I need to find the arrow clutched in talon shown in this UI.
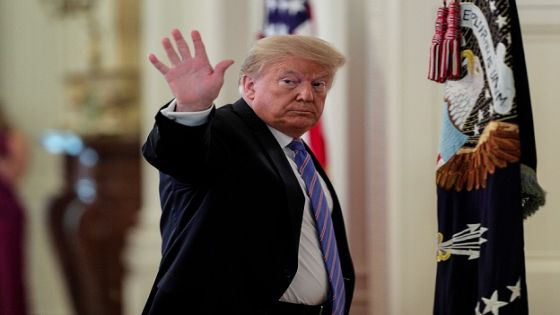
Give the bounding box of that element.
[437,224,488,262]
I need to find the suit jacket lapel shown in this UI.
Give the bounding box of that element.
[232,99,305,241]
[231,99,353,280]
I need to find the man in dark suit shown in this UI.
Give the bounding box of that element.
[141,29,354,315]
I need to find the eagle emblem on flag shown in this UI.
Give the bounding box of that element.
[430,1,546,314]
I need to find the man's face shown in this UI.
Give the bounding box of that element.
[242,58,333,138]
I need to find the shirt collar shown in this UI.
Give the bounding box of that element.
[267,126,295,149]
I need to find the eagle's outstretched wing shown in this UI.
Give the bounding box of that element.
[436,121,520,191]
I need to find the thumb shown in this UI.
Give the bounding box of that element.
[213,60,235,77]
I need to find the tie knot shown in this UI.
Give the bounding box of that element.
[288,138,306,152]
[287,139,306,153]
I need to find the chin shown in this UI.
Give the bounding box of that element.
[276,118,317,137]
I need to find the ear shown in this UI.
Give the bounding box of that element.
[241,75,256,101]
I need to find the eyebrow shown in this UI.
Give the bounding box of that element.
[278,70,300,77]
[278,70,331,80]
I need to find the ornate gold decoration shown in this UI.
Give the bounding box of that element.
[437,232,452,262]
[64,69,139,137]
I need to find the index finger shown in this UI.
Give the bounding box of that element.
[191,30,210,64]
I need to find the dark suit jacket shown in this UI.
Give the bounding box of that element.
[141,98,355,315]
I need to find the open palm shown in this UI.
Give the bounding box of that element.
[149,29,234,111]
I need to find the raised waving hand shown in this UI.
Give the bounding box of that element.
[149,29,234,112]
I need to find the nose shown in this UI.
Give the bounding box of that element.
[296,82,314,102]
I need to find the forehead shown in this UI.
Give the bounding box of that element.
[262,57,332,79]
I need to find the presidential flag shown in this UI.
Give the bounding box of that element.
[260,0,329,169]
[430,0,546,314]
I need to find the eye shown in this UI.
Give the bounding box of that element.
[279,78,299,87]
[312,81,327,92]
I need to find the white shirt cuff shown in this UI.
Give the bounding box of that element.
[160,99,214,126]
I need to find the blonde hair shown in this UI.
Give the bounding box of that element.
[239,35,345,83]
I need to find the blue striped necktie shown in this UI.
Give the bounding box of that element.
[287,139,346,315]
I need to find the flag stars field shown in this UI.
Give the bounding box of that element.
[263,23,290,36]
[507,278,522,302]
[490,0,498,12]
[496,15,508,29]
[482,290,508,315]
[267,0,306,15]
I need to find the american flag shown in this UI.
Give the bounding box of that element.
[260,0,328,169]
[261,0,314,37]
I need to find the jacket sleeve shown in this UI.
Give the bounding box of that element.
[141,104,217,183]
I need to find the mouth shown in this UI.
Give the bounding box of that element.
[287,109,315,116]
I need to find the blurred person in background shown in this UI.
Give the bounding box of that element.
[0,100,28,315]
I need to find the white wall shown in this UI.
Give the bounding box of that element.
[517,1,560,314]
[365,1,441,314]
